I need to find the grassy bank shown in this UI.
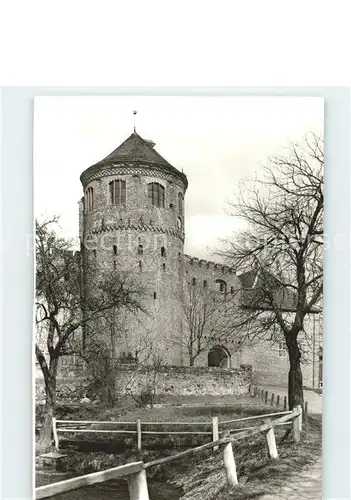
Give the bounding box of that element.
[36,396,322,499]
[161,416,322,499]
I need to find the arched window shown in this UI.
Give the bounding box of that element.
[153,292,157,299]
[137,244,143,256]
[161,247,166,257]
[162,263,166,272]
[109,179,126,205]
[113,245,117,255]
[192,277,196,286]
[86,187,94,211]
[230,286,234,294]
[215,279,227,294]
[203,280,208,288]
[93,249,96,258]
[178,192,184,213]
[148,182,165,207]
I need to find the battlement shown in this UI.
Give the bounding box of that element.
[184,254,235,275]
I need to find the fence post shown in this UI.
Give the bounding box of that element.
[261,389,264,401]
[304,401,308,415]
[212,417,219,451]
[284,396,287,410]
[221,430,238,487]
[52,417,59,450]
[292,407,301,443]
[264,391,268,404]
[297,404,303,432]
[264,418,278,459]
[128,469,150,500]
[136,419,142,453]
[271,393,275,406]
[276,394,280,407]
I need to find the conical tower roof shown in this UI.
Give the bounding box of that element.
[93,132,173,168]
[80,131,187,188]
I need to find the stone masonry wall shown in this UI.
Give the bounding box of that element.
[36,365,251,403]
[80,164,187,366]
[115,365,251,396]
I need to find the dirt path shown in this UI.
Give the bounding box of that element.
[259,386,323,415]
[259,457,322,500]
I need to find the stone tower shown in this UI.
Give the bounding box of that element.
[79,131,188,364]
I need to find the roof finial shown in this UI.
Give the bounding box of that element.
[133,110,137,133]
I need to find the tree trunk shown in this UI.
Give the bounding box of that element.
[189,357,195,367]
[38,358,58,451]
[109,319,117,406]
[286,332,304,410]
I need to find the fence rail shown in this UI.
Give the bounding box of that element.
[221,410,292,425]
[36,461,145,499]
[36,406,302,499]
[53,408,295,453]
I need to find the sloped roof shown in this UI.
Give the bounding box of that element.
[80,132,188,188]
[92,132,174,169]
[238,269,320,314]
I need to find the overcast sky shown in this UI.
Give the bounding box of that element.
[34,96,323,259]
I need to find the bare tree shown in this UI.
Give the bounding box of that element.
[221,133,323,409]
[35,218,145,449]
[180,280,239,366]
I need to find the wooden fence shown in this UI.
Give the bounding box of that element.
[36,406,302,499]
[248,384,309,415]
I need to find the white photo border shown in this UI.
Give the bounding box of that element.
[0,87,350,499]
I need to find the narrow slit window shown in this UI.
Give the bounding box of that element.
[161,247,166,257]
[178,192,183,213]
[203,280,207,288]
[192,277,196,286]
[162,263,166,272]
[153,292,157,299]
[93,249,96,258]
[137,245,143,256]
[138,261,143,272]
[113,245,117,255]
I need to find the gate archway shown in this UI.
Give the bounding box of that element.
[208,345,231,368]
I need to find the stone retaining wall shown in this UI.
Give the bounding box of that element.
[36,365,251,403]
[115,365,251,397]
